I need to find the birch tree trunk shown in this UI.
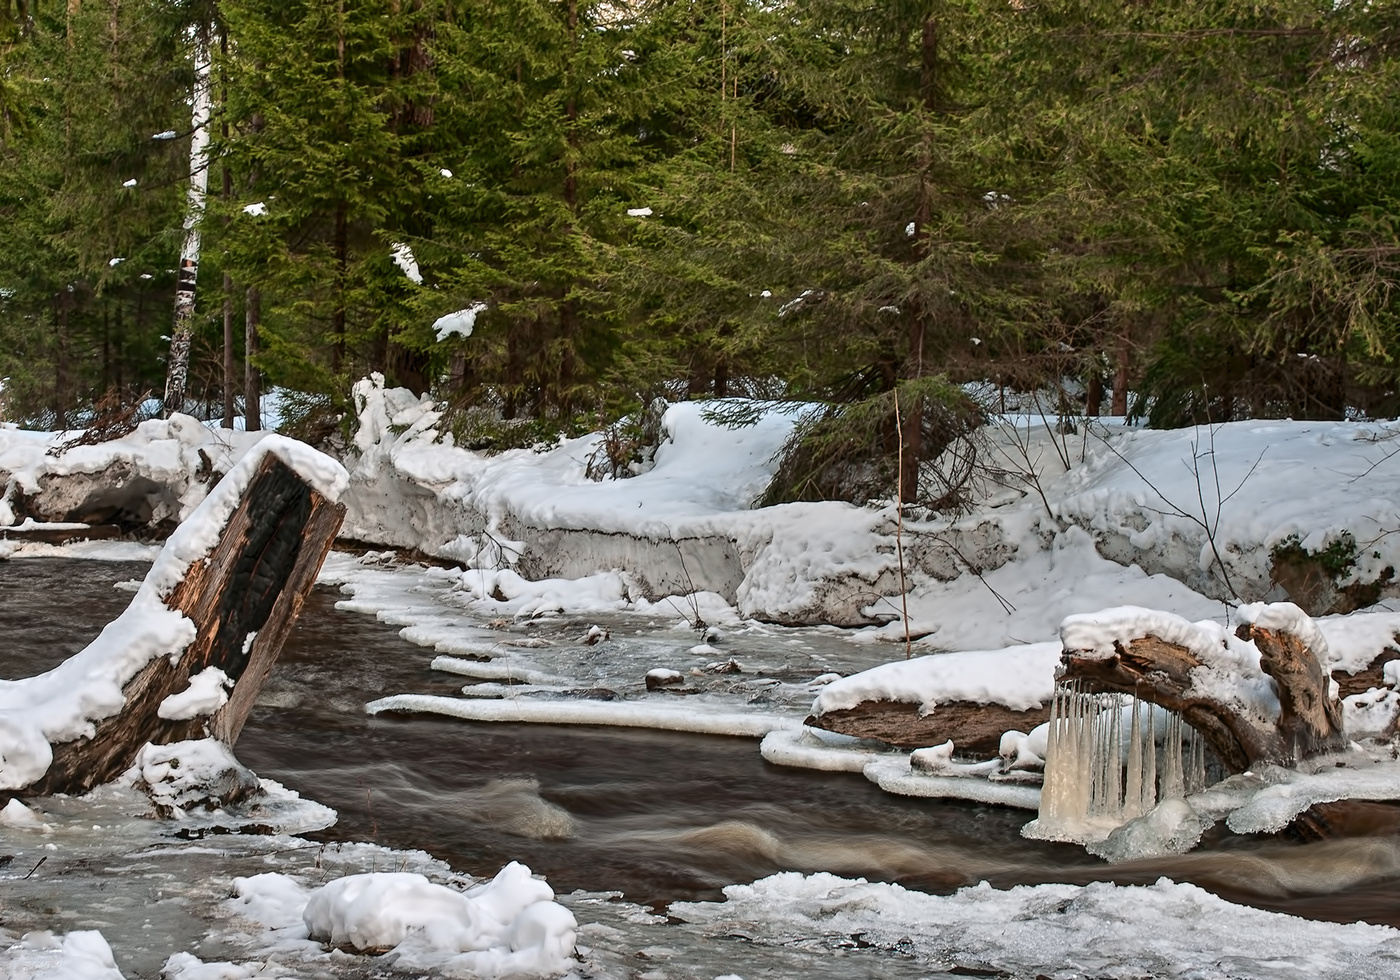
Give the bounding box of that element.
[163,28,212,418]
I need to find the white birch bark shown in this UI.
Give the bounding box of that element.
[163,29,213,417]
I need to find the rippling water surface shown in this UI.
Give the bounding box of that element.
[10,556,1400,930]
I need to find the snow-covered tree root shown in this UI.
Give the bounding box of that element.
[1,440,346,799]
[1058,604,1348,774]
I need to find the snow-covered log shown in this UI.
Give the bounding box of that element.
[802,643,1061,754]
[2,440,346,798]
[1058,605,1347,773]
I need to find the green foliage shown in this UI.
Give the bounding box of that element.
[1,0,1398,479]
[762,376,984,509]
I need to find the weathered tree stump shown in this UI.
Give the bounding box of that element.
[1239,621,1349,762]
[805,700,1052,756]
[18,452,344,796]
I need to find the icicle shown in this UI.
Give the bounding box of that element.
[1140,702,1157,814]
[1123,695,1144,820]
[1160,711,1184,800]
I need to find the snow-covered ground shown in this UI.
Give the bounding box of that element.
[8,384,1400,976]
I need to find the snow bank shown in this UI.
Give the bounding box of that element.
[232,862,577,978]
[671,871,1400,979]
[1053,419,1400,604]
[0,438,346,789]
[0,413,271,528]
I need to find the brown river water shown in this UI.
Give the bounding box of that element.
[7,557,1400,930]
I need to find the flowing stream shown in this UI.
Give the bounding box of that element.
[8,555,1400,964]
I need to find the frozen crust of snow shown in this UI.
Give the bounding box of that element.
[670,871,1400,980]
[366,693,803,738]
[861,757,1042,810]
[811,642,1062,716]
[1224,759,1400,835]
[0,438,346,789]
[1051,418,1400,604]
[759,728,902,773]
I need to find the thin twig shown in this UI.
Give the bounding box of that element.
[22,855,46,879]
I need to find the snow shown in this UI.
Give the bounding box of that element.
[759,727,900,772]
[240,201,266,216]
[228,861,577,978]
[122,178,137,187]
[862,756,1043,809]
[156,665,232,720]
[367,692,803,738]
[1239,600,1331,660]
[0,930,127,980]
[626,206,653,216]
[440,167,454,177]
[0,411,275,528]
[152,130,177,140]
[671,872,1400,979]
[433,301,488,341]
[811,641,1062,715]
[390,242,422,284]
[0,797,52,831]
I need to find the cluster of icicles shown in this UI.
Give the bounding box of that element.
[1031,680,1209,841]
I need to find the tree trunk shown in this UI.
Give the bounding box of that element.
[244,286,261,431]
[221,30,235,430]
[14,453,344,797]
[163,28,212,418]
[1111,326,1131,416]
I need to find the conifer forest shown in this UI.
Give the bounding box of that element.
[1,0,1397,497]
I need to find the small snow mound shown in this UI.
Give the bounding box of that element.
[128,739,263,818]
[157,665,233,720]
[1238,601,1330,661]
[645,667,683,690]
[0,797,51,831]
[302,862,577,977]
[241,202,266,217]
[0,929,126,980]
[626,207,653,217]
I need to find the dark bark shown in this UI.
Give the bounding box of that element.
[244,286,261,431]
[15,455,344,797]
[808,700,1052,757]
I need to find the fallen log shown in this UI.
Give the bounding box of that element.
[0,523,123,546]
[1,440,346,797]
[1059,606,1348,773]
[804,700,1051,756]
